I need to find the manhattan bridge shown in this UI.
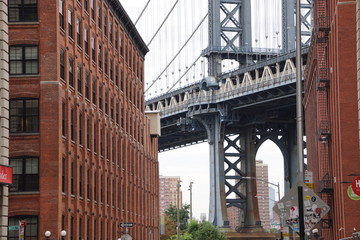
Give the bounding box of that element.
[123,0,312,231]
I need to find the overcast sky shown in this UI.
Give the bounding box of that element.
[120,0,285,220]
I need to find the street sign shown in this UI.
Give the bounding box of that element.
[351,176,360,196]
[347,185,360,200]
[8,226,19,231]
[304,170,314,189]
[119,222,134,228]
[273,182,330,231]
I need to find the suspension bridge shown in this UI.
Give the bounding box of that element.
[122,0,311,234]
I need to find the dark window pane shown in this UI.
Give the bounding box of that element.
[10,98,39,133]
[9,45,38,75]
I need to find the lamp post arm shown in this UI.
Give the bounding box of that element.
[242,177,281,201]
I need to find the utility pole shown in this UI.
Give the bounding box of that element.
[189,182,193,221]
[177,180,182,240]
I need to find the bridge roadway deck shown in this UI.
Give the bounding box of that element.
[145,48,308,151]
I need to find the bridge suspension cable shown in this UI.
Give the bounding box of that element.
[146,0,180,47]
[166,54,202,93]
[145,12,208,94]
[134,0,151,25]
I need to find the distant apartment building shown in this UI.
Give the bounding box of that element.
[256,160,271,231]
[159,176,182,216]
[227,206,241,229]
[227,160,271,231]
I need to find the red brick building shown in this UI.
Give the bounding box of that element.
[304,0,360,239]
[7,0,159,239]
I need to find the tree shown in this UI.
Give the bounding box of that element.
[164,204,190,231]
[187,220,227,240]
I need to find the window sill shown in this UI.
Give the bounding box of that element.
[10,74,40,78]
[10,191,40,195]
[9,21,39,25]
[10,132,40,137]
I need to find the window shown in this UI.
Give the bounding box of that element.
[120,36,123,56]
[71,108,75,141]
[85,71,90,99]
[91,36,95,62]
[103,12,107,36]
[9,0,37,22]
[115,64,119,86]
[62,102,66,136]
[68,9,73,39]
[87,168,91,200]
[79,165,83,197]
[60,48,65,81]
[98,44,102,69]
[76,18,82,47]
[92,78,96,104]
[98,85,102,110]
[116,102,119,124]
[59,0,65,29]
[10,45,38,75]
[109,20,113,43]
[110,97,114,119]
[87,118,91,149]
[10,98,39,133]
[104,89,108,114]
[110,57,113,80]
[69,58,74,87]
[90,0,95,20]
[84,27,89,54]
[84,0,88,12]
[77,64,82,94]
[71,162,75,195]
[93,123,97,153]
[104,51,108,75]
[97,6,102,29]
[115,28,118,50]
[62,157,66,192]
[10,157,39,192]
[79,113,83,145]
[9,216,38,239]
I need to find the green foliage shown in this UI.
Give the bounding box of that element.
[169,232,193,240]
[171,220,228,240]
[165,204,190,230]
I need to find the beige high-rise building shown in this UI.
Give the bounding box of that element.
[159,176,182,216]
[255,160,271,231]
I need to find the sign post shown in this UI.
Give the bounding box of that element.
[351,176,360,196]
[119,222,133,240]
[273,182,330,233]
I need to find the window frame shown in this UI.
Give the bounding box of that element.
[9,98,39,134]
[8,0,38,22]
[9,45,39,75]
[10,156,39,192]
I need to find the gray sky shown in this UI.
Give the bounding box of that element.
[120,0,284,220]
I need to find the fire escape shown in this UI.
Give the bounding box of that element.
[315,0,333,230]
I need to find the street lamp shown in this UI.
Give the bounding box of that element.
[188,182,193,221]
[242,176,281,201]
[44,230,67,240]
[177,180,182,240]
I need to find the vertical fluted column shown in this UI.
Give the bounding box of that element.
[0,0,9,239]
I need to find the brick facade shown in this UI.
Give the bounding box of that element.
[304,1,360,239]
[7,0,159,239]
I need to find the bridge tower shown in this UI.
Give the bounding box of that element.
[199,0,312,230]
